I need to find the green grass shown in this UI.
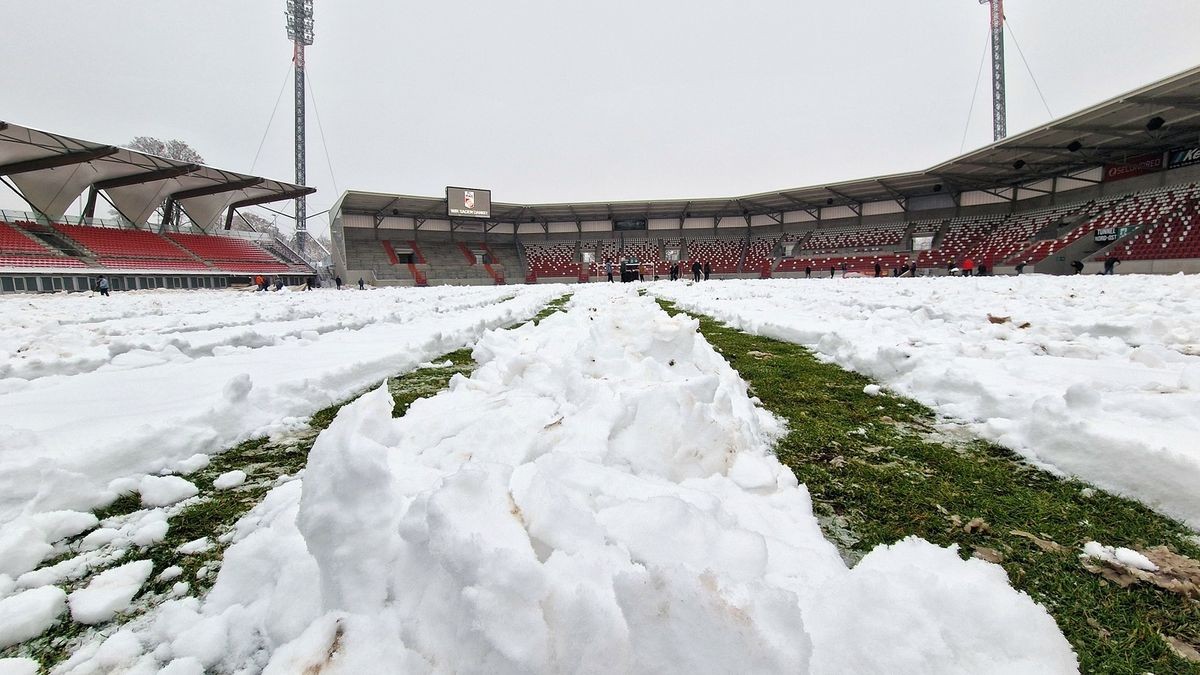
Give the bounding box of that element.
[657,298,1200,675]
[1,295,574,670]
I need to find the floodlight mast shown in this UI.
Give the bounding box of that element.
[979,0,1006,140]
[286,0,314,251]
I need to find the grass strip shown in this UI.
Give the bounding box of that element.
[658,298,1200,675]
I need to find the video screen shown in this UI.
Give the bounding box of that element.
[447,187,491,219]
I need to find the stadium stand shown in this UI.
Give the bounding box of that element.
[744,236,778,276]
[802,222,907,253]
[1096,184,1200,261]
[0,221,87,269]
[686,237,743,273]
[52,223,208,271]
[523,242,580,280]
[166,232,288,273]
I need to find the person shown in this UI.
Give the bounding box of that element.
[97,276,109,297]
[962,258,975,277]
[1103,256,1121,275]
[274,277,284,291]
[874,262,882,278]
[1070,260,1085,275]
[605,258,614,283]
[254,274,264,291]
[945,262,954,275]
[1015,261,1026,275]
[358,277,366,289]
[305,277,314,290]
[703,261,711,281]
[805,265,812,279]
[692,260,702,282]
[977,264,988,277]
[335,276,343,290]
[830,265,836,278]
[669,262,677,281]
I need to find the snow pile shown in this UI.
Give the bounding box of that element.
[138,476,198,507]
[213,471,247,490]
[0,285,562,521]
[94,287,1075,673]
[651,276,1200,527]
[0,586,65,648]
[67,559,154,625]
[0,511,97,578]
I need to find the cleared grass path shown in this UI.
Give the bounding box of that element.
[658,299,1200,675]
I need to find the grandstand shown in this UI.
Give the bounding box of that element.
[0,122,315,293]
[332,67,1200,283]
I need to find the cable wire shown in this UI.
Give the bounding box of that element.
[960,27,992,153]
[1005,19,1054,118]
[250,64,294,173]
[305,71,340,197]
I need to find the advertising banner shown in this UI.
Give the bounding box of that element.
[1168,145,1200,170]
[1103,152,1165,182]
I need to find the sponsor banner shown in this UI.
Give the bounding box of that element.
[1094,225,1138,243]
[1168,145,1200,170]
[1103,152,1165,182]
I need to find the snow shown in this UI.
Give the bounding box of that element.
[68,560,154,625]
[138,476,198,508]
[86,287,1075,673]
[0,285,563,521]
[1081,541,1159,571]
[0,585,66,648]
[0,658,39,675]
[212,470,247,490]
[176,538,212,555]
[651,276,1200,527]
[0,511,96,577]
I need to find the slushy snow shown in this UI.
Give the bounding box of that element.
[82,287,1076,673]
[651,276,1200,527]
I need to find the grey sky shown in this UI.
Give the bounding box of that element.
[2,0,1198,237]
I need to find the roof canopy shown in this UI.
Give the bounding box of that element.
[338,64,1200,224]
[0,122,314,230]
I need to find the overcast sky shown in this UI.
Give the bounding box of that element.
[2,0,1198,236]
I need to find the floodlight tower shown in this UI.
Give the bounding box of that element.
[979,0,1006,140]
[286,0,314,251]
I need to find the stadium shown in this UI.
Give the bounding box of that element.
[2,2,1200,674]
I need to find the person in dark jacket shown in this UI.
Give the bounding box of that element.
[358,277,365,289]
[830,265,836,278]
[703,261,711,281]
[1103,257,1121,275]
[692,260,702,282]
[1015,262,1026,275]
[874,262,882,278]
[605,259,614,282]
[805,266,812,278]
[335,276,343,290]
[1070,260,1085,275]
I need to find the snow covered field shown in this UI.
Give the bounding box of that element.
[0,285,561,539]
[41,287,1075,673]
[651,275,1200,528]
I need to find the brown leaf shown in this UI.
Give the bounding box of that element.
[1164,635,1200,663]
[964,517,991,534]
[973,546,1005,563]
[987,314,1011,324]
[1018,322,1032,329]
[1011,530,1068,554]
[1080,546,1200,598]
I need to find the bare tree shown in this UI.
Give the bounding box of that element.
[114,137,206,227]
[126,137,205,164]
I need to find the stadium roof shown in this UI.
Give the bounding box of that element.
[0,121,314,230]
[338,64,1200,224]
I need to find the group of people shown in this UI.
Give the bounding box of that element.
[670,261,711,282]
[602,259,713,282]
